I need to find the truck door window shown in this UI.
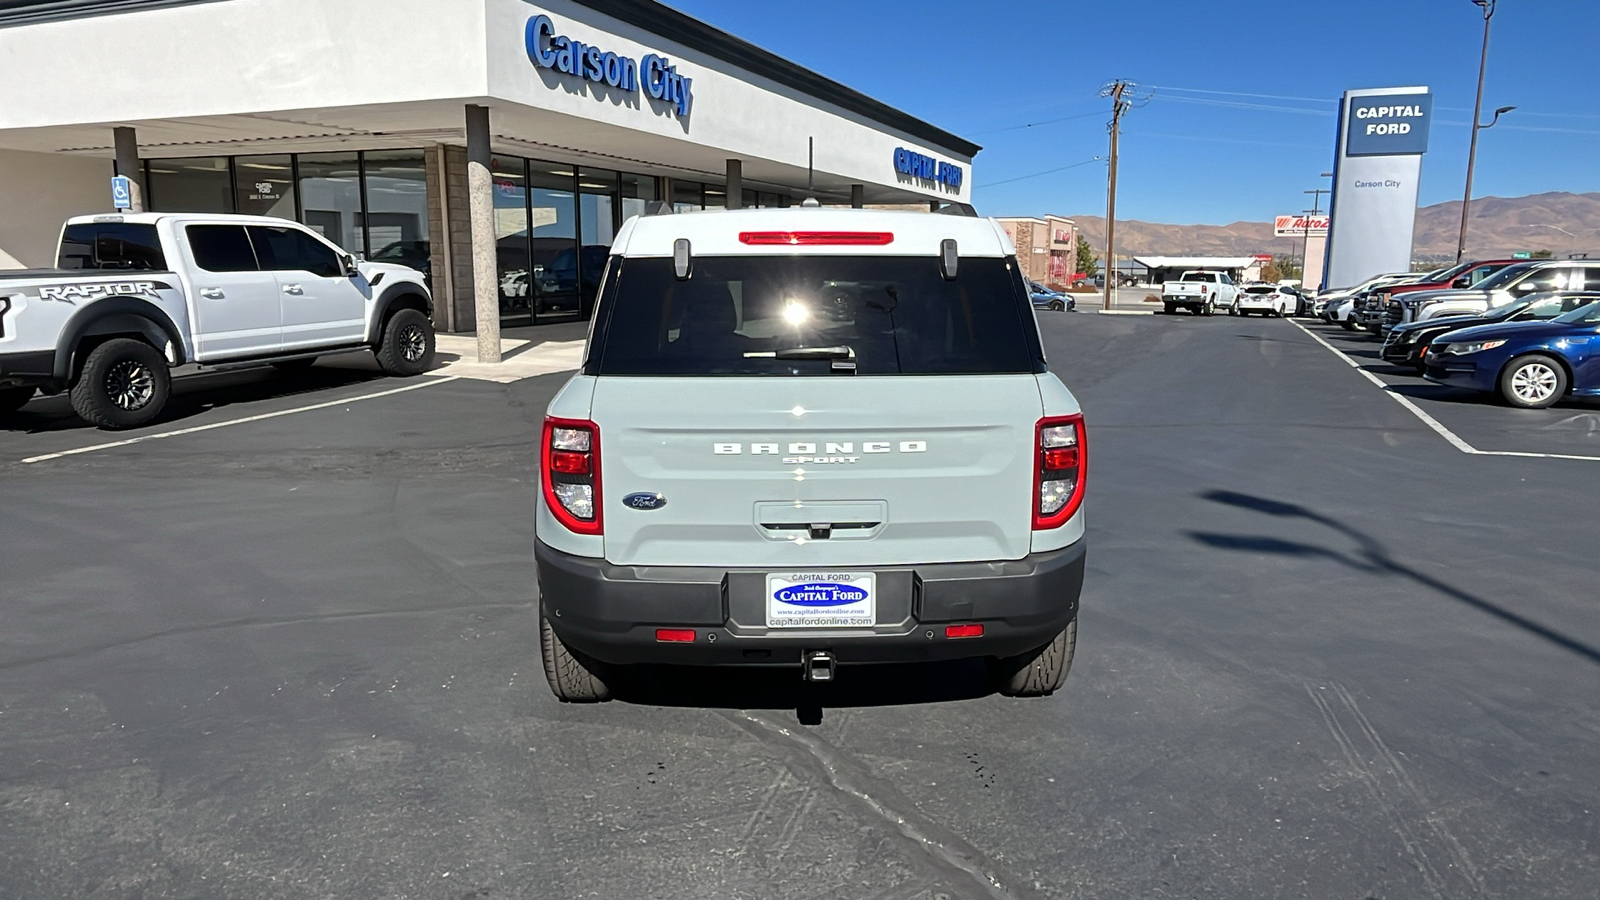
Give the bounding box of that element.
[57,223,166,271]
[186,225,260,273]
[246,226,342,277]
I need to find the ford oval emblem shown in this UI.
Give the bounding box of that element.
[622,491,667,511]
[774,583,868,607]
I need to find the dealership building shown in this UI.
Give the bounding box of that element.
[0,0,979,335]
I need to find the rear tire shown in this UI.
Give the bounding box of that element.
[1499,354,1567,409]
[374,308,435,376]
[1163,302,1175,315]
[1201,300,1215,316]
[992,618,1077,697]
[0,386,34,416]
[69,339,170,430]
[540,609,613,702]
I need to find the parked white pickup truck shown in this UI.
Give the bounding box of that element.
[1161,270,1239,316]
[0,213,435,428]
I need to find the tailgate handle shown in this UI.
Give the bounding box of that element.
[759,521,880,540]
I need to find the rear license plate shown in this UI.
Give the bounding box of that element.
[766,572,876,628]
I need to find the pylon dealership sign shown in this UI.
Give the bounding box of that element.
[1322,86,1433,290]
[1274,215,1329,237]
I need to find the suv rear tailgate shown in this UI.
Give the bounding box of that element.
[593,376,1042,568]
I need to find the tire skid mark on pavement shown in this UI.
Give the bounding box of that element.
[1288,318,1600,462]
[18,376,460,464]
[1329,683,1488,896]
[725,710,1038,900]
[1305,681,1486,898]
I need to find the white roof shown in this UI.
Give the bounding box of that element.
[1133,256,1260,269]
[614,208,1013,257]
[66,212,302,226]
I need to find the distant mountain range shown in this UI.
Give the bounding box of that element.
[1064,191,1600,262]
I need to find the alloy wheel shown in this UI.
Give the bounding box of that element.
[105,360,155,411]
[1511,363,1559,404]
[399,324,428,363]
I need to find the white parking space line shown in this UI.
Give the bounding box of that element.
[1288,318,1600,463]
[20,376,459,465]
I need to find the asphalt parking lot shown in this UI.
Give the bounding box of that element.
[2,311,1598,899]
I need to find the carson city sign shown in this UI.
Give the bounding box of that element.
[524,14,693,117]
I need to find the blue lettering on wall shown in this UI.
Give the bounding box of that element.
[524,14,689,116]
[894,148,963,188]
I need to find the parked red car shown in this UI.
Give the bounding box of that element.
[1386,259,1521,299]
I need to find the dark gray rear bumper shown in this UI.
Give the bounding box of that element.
[535,539,1085,667]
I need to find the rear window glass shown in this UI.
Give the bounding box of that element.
[1181,273,1217,283]
[1244,286,1275,294]
[590,256,1042,376]
[57,223,166,271]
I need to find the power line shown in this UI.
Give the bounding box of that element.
[969,109,1105,136]
[1146,85,1336,104]
[1154,95,1336,117]
[975,156,1104,189]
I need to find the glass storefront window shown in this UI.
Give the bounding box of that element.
[363,150,430,281]
[742,188,759,210]
[146,157,233,213]
[673,180,703,213]
[620,172,656,223]
[704,183,726,211]
[528,162,579,322]
[232,155,296,219]
[579,168,619,318]
[491,157,532,326]
[297,152,364,253]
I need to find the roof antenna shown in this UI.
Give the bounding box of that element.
[802,136,820,207]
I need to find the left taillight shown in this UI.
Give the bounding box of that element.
[1034,414,1087,530]
[542,416,602,535]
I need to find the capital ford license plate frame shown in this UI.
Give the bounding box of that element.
[765,572,876,628]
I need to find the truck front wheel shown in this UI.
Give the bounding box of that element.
[375,308,436,376]
[69,339,171,430]
[0,386,34,416]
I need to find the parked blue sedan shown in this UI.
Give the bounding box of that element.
[1424,294,1600,408]
[1029,280,1075,312]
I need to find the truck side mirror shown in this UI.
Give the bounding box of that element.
[341,254,361,278]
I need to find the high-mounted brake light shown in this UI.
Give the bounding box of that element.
[738,231,895,246]
[1034,414,1087,530]
[542,416,602,535]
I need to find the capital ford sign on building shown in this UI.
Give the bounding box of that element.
[893,148,963,188]
[525,14,693,117]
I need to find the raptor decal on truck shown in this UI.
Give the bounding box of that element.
[37,282,159,304]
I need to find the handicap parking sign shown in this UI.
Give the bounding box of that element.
[111,175,132,209]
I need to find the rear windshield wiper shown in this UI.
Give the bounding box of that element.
[743,345,857,373]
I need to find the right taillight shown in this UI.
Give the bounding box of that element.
[542,416,602,535]
[1034,414,1087,530]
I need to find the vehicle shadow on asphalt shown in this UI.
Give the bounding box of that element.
[611,659,998,724]
[1187,489,1600,668]
[1,366,387,434]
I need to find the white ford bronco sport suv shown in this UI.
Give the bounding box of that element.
[0,213,435,428]
[535,207,1087,701]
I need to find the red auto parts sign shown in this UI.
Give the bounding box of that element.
[1274,215,1329,237]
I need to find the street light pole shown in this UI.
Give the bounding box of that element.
[1456,0,1496,263]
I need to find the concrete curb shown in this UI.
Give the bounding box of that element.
[1092,309,1156,316]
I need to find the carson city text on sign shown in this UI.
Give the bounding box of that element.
[525,14,693,117]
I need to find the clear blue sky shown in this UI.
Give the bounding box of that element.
[665,0,1599,224]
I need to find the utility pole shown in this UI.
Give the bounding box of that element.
[1457,0,1496,262]
[1101,80,1133,311]
[1301,187,1329,281]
